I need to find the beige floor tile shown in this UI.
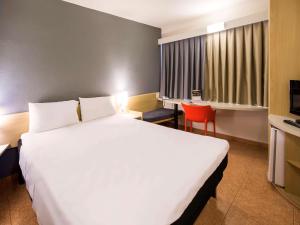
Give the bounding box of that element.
[28,217,39,225]
[222,205,262,225]
[215,146,250,205]
[295,207,300,225]
[232,179,294,225]
[0,201,11,225]
[0,177,13,198]
[216,175,244,206]
[198,139,293,225]
[10,215,38,225]
[7,186,36,225]
[194,198,228,225]
[0,177,12,225]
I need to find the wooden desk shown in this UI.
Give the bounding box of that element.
[161,99,268,129]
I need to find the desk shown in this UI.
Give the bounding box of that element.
[162,99,268,129]
[268,114,300,207]
[268,114,300,138]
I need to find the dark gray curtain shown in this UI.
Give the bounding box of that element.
[160,36,206,99]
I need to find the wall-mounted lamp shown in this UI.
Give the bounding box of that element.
[207,22,225,34]
[115,91,128,112]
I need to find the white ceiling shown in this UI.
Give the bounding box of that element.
[63,0,268,28]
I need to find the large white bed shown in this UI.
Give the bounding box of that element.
[20,114,229,225]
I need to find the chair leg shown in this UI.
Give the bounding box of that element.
[204,122,207,135]
[213,121,216,137]
[185,119,187,131]
[190,121,193,132]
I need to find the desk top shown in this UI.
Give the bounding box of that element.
[161,99,268,111]
[269,114,300,138]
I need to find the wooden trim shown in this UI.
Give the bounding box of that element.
[274,185,300,209]
[287,160,300,170]
[152,118,174,124]
[127,92,162,113]
[151,114,184,124]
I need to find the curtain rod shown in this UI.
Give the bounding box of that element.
[158,11,269,45]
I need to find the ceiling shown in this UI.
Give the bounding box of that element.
[63,0,268,28]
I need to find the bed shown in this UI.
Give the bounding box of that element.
[19,114,229,225]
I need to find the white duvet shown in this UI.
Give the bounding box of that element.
[20,115,229,225]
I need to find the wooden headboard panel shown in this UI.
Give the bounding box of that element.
[0,112,29,147]
[127,92,162,112]
[0,92,160,147]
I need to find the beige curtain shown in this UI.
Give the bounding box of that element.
[204,21,268,106]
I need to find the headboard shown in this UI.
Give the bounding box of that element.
[0,92,160,147]
[0,112,29,147]
[127,92,162,112]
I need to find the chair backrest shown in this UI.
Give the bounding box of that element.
[181,103,214,122]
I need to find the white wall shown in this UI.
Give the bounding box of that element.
[201,110,268,143]
[164,103,268,143]
[159,0,269,44]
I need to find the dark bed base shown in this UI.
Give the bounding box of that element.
[17,139,25,184]
[172,154,228,225]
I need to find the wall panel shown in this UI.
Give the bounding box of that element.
[0,0,161,114]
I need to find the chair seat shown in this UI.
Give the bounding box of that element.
[143,108,178,122]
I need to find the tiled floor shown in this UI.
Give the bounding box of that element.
[195,140,299,225]
[0,139,299,225]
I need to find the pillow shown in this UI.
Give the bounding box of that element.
[29,100,79,133]
[79,96,116,122]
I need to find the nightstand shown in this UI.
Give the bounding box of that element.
[0,144,10,157]
[0,144,20,180]
[123,110,143,120]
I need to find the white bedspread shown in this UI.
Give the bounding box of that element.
[20,115,229,225]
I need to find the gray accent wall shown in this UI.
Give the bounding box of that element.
[0,0,161,114]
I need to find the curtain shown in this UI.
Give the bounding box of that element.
[160,36,206,99]
[204,21,268,106]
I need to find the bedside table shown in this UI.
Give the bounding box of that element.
[0,144,10,157]
[122,110,143,120]
[0,144,20,180]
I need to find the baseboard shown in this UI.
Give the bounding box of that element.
[176,124,268,150]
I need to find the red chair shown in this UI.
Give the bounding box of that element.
[181,103,216,136]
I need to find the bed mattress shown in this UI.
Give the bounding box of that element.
[20,114,229,225]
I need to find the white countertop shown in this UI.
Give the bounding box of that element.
[268,114,300,138]
[162,99,268,111]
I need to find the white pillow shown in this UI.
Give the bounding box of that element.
[79,96,116,122]
[29,100,79,133]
